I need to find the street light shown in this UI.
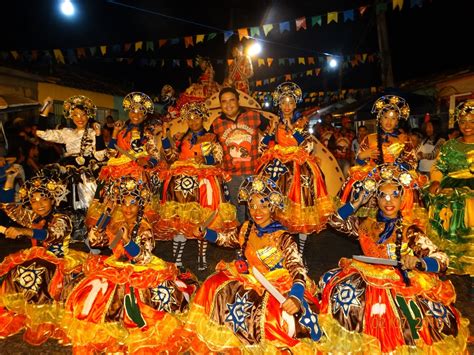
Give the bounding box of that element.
[329,58,338,68]
[60,0,75,16]
[247,42,262,57]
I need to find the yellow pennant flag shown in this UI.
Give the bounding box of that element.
[327,12,338,24]
[196,34,205,44]
[10,51,19,60]
[371,87,377,93]
[53,49,65,63]
[257,58,265,67]
[306,70,313,76]
[392,0,404,10]
[270,77,276,83]
[298,57,305,65]
[256,80,262,87]
[362,53,368,63]
[135,41,143,51]
[100,45,107,55]
[267,58,273,66]
[262,24,273,36]
[238,28,249,41]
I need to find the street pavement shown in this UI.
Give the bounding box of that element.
[0,227,472,353]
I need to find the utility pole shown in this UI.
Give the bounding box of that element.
[376,0,395,88]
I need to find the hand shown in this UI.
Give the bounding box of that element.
[120,226,131,244]
[350,182,372,209]
[358,148,379,161]
[93,122,102,136]
[5,166,21,182]
[417,151,424,160]
[5,227,24,239]
[429,181,440,194]
[268,118,277,135]
[282,297,301,315]
[191,225,205,239]
[401,255,421,271]
[113,120,125,132]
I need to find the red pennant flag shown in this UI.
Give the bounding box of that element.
[187,59,193,68]
[307,57,315,65]
[295,17,307,31]
[359,6,368,15]
[315,68,321,76]
[159,39,167,48]
[184,36,194,48]
[285,74,291,81]
[76,48,86,58]
[124,43,132,52]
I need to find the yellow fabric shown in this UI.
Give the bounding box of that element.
[107,151,148,166]
[104,255,169,272]
[158,201,236,227]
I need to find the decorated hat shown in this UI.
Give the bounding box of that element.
[18,167,69,206]
[455,99,474,121]
[63,95,96,120]
[272,82,303,106]
[371,95,410,121]
[238,175,285,210]
[111,176,152,204]
[179,102,209,121]
[122,92,154,114]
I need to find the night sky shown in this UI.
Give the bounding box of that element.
[0,0,471,96]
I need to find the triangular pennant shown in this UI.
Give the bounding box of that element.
[279,21,290,33]
[53,49,65,64]
[10,51,20,60]
[238,28,249,41]
[187,59,193,68]
[89,47,97,56]
[100,45,107,55]
[262,24,274,36]
[371,86,377,93]
[257,58,265,67]
[393,0,404,10]
[410,0,423,7]
[31,50,38,61]
[66,48,78,64]
[172,59,180,67]
[307,57,315,65]
[111,44,121,53]
[285,74,292,80]
[207,33,217,40]
[267,58,273,66]
[224,31,234,43]
[368,54,375,63]
[278,58,285,65]
[327,12,338,24]
[318,56,325,64]
[227,59,234,66]
[256,80,262,87]
[359,6,368,16]
[146,41,154,51]
[170,38,180,45]
[362,53,368,63]
[343,10,354,22]
[161,59,165,67]
[184,36,194,48]
[311,15,322,27]
[196,34,205,44]
[306,69,313,76]
[270,77,276,83]
[159,39,167,48]
[134,41,143,51]
[355,54,362,63]
[315,68,321,76]
[288,58,296,65]
[298,57,305,65]
[76,48,86,58]
[295,17,307,31]
[124,43,132,52]
[250,27,261,37]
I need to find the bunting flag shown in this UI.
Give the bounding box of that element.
[159,39,167,48]
[66,49,77,64]
[359,6,368,15]
[295,17,307,31]
[238,28,249,41]
[308,57,315,65]
[257,58,265,67]
[124,43,132,52]
[227,59,234,66]
[31,50,38,61]
[135,41,143,51]
[278,58,285,65]
[207,33,217,40]
[362,53,368,63]
[311,15,322,27]
[285,74,292,80]
[76,48,86,58]
[256,80,262,86]
[224,31,234,43]
[279,21,290,33]
[196,34,205,43]
[10,51,20,60]
[100,45,107,55]
[250,27,261,37]
[172,59,180,67]
[327,12,338,24]
[170,38,180,45]
[270,77,276,83]
[263,24,273,36]
[376,3,388,14]
[298,57,305,65]
[89,47,97,56]
[393,0,404,10]
[306,69,313,76]
[187,59,193,68]
[315,68,321,76]
[53,49,65,64]
[146,41,154,51]
[410,0,423,7]
[267,57,273,66]
[288,58,296,65]
[184,36,194,48]
[343,10,354,22]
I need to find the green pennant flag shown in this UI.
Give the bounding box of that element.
[207,33,217,40]
[250,27,261,37]
[146,41,154,51]
[311,16,322,27]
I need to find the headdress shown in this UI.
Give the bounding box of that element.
[238,176,285,210]
[63,95,96,120]
[18,168,69,206]
[371,95,410,121]
[454,99,474,121]
[112,176,152,204]
[122,92,154,114]
[272,82,303,106]
[179,102,209,121]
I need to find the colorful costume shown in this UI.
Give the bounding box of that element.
[257,83,334,235]
[0,169,86,345]
[63,177,197,354]
[185,177,322,353]
[158,102,237,269]
[318,165,469,354]
[224,48,253,94]
[99,92,160,181]
[183,56,221,99]
[340,96,424,219]
[427,100,474,275]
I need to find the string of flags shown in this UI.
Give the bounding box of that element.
[2,0,427,58]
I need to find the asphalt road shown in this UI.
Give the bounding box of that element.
[0,227,472,354]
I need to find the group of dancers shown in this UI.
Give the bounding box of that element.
[0,82,472,354]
